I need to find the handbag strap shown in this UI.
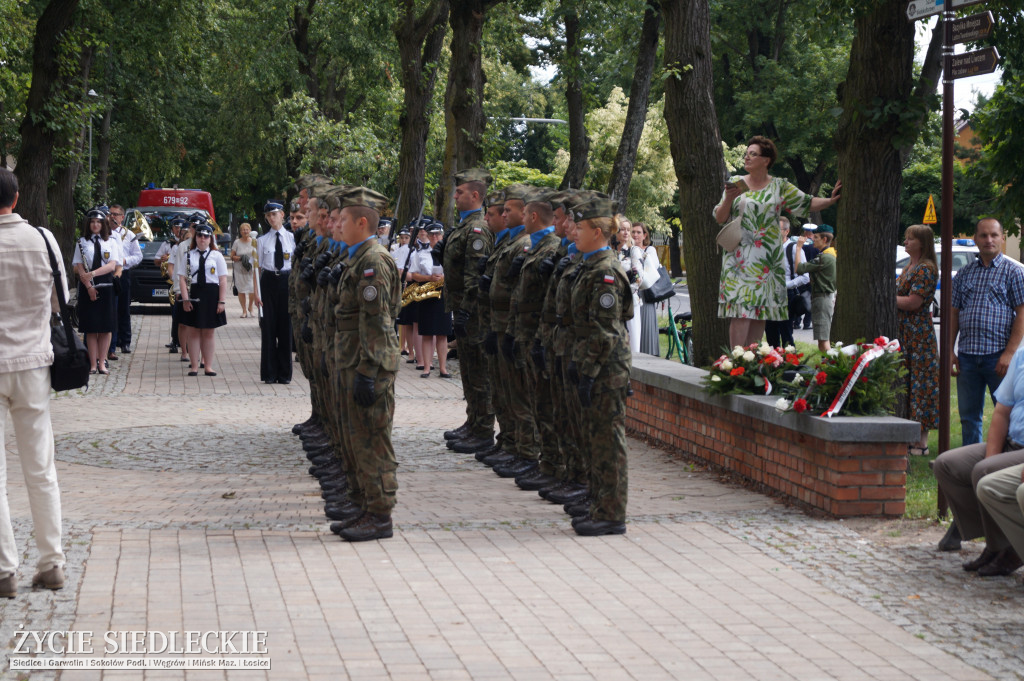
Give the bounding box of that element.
[34,226,77,352]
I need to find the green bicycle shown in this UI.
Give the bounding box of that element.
[659,298,694,366]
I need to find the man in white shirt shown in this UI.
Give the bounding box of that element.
[0,168,67,597]
[108,205,142,356]
[254,201,295,384]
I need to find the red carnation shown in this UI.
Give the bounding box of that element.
[793,399,808,413]
[730,367,745,376]
[874,336,887,346]
[815,371,827,385]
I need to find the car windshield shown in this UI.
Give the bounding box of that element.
[132,209,213,241]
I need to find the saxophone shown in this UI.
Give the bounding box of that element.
[400,279,444,307]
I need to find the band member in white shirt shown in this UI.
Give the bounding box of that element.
[179,222,228,376]
[71,208,123,374]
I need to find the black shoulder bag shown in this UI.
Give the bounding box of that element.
[641,265,676,303]
[36,227,91,392]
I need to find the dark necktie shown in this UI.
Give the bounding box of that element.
[198,251,208,285]
[91,236,102,270]
[274,232,284,271]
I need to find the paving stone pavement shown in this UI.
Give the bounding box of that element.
[1,311,1021,680]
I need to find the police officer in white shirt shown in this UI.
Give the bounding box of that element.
[254,201,295,384]
[108,204,142,356]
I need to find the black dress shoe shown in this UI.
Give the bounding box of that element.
[339,512,393,542]
[963,546,1000,572]
[444,424,470,440]
[165,342,175,348]
[451,435,495,454]
[494,457,537,478]
[573,518,626,536]
[120,346,131,354]
[264,379,277,384]
[168,345,179,354]
[277,379,291,384]
[937,521,962,552]
[515,470,559,491]
[977,548,1023,577]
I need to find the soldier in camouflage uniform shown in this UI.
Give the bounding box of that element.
[565,196,632,536]
[442,168,496,453]
[291,193,330,440]
[329,187,401,542]
[486,185,536,479]
[504,189,563,490]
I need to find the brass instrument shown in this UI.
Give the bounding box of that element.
[401,279,444,307]
[125,209,155,241]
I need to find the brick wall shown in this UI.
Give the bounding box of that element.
[628,355,919,518]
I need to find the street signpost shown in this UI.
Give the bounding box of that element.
[905,0,985,21]
[949,47,1000,79]
[908,1,999,497]
[951,10,994,43]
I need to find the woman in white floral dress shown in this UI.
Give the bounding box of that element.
[713,136,841,348]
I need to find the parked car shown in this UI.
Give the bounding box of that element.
[130,187,229,304]
[895,239,1024,316]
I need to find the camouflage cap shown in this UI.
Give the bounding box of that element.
[454,167,492,187]
[545,189,573,210]
[293,173,333,193]
[486,190,506,208]
[523,187,554,206]
[570,195,616,222]
[339,186,389,214]
[501,183,532,203]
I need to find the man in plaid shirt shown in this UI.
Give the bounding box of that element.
[951,219,1024,446]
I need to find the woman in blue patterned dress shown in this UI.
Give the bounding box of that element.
[713,136,841,348]
[897,224,940,455]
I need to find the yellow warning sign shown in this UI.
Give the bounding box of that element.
[923,194,937,224]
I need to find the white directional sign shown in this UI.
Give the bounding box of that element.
[906,0,986,21]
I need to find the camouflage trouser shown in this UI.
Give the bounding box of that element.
[530,355,562,478]
[324,336,347,463]
[460,317,494,438]
[556,354,586,483]
[580,369,629,522]
[500,348,539,461]
[486,351,516,451]
[339,368,397,515]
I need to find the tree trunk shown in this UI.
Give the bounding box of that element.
[662,0,729,365]
[559,6,590,190]
[96,105,112,202]
[435,0,496,226]
[292,0,320,107]
[607,1,660,212]
[51,46,95,252]
[394,0,450,226]
[832,0,918,343]
[14,0,81,229]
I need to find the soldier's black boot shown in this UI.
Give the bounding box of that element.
[330,511,365,535]
[515,469,559,491]
[573,518,626,536]
[324,499,363,521]
[444,423,471,440]
[339,513,393,542]
[451,434,495,454]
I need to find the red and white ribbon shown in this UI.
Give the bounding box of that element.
[820,337,900,418]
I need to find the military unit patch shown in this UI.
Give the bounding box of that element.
[472,239,484,251]
[599,292,615,309]
[363,285,378,301]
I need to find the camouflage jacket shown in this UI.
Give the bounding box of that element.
[537,240,570,351]
[488,226,530,334]
[568,247,633,381]
[507,230,561,345]
[333,239,401,377]
[442,209,492,315]
[552,251,584,357]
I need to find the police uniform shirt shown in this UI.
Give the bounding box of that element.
[111,225,143,269]
[72,235,123,270]
[184,248,228,285]
[410,243,439,278]
[256,228,295,272]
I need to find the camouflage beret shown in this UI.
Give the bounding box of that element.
[486,190,506,207]
[570,196,616,222]
[454,167,492,187]
[501,183,532,203]
[339,186,389,213]
[293,174,333,193]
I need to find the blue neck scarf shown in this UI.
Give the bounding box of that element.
[530,226,555,248]
[582,245,610,261]
[347,236,377,259]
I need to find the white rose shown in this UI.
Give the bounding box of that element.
[835,341,844,349]
[742,351,756,362]
[775,398,791,411]
[827,348,839,358]
[784,345,796,354]
[732,346,745,358]
[720,359,733,371]
[793,374,804,385]
[711,375,722,382]
[758,343,772,356]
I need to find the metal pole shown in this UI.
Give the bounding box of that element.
[939,10,954,460]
